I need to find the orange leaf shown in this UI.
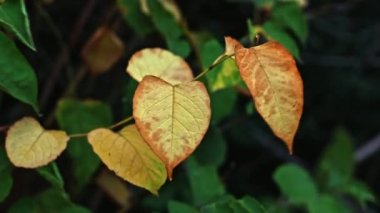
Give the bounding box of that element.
[133,76,211,179]
[235,41,303,153]
[81,27,124,74]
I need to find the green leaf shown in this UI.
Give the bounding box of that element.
[167,38,191,59]
[168,200,198,213]
[8,188,90,213]
[186,157,226,206]
[345,180,376,207]
[122,78,138,116]
[317,127,354,190]
[273,164,318,204]
[308,194,348,213]
[56,99,113,190]
[201,195,265,213]
[193,127,227,167]
[146,0,191,57]
[0,0,35,50]
[0,31,38,111]
[229,196,266,213]
[0,147,12,202]
[117,0,154,36]
[37,162,64,189]
[262,21,300,60]
[272,2,308,43]
[8,197,37,213]
[142,172,192,211]
[200,195,236,213]
[210,88,237,124]
[200,39,244,92]
[200,39,223,69]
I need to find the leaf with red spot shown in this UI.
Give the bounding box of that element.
[133,76,211,179]
[235,41,303,153]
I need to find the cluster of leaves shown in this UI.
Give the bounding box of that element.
[140,128,375,213]
[4,35,303,195]
[269,128,375,213]
[1,0,376,212]
[1,0,304,205]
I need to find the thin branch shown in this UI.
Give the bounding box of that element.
[40,0,99,110]
[109,116,134,129]
[355,133,380,163]
[194,54,232,80]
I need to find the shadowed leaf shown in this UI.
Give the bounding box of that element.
[81,27,124,74]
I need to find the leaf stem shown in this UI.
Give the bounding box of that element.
[109,116,134,129]
[67,115,134,139]
[194,54,233,80]
[69,133,88,138]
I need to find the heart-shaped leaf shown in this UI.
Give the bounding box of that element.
[133,76,211,178]
[6,117,69,168]
[235,41,303,153]
[87,125,167,195]
[126,48,193,85]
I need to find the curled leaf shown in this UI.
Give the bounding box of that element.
[126,48,193,85]
[6,117,69,168]
[235,41,303,153]
[224,36,242,57]
[88,125,166,195]
[133,76,211,179]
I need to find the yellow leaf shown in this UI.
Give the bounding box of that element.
[126,48,193,85]
[6,117,69,168]
[87,125,166,195]
[133,76,211,179]
[81,26,124,74]
[235,41,303,153]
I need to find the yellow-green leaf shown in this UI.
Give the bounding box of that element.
[6,117,69,168]
[235,41,303,153]
[87,125,166,195]
[133,76,211,179]
[126,48,193,85]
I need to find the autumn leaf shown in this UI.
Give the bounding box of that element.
[6,117,69,168]
[133,76,211,179]
[81,26,124,74]
[235,41,303,153]
[224,36,242,57]
[87,125,166,195]
[126,48,193,85]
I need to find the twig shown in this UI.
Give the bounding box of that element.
[109,116,134,129]
[355,133,380,163]
[194,54,232,80]
[40,0,98,110]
